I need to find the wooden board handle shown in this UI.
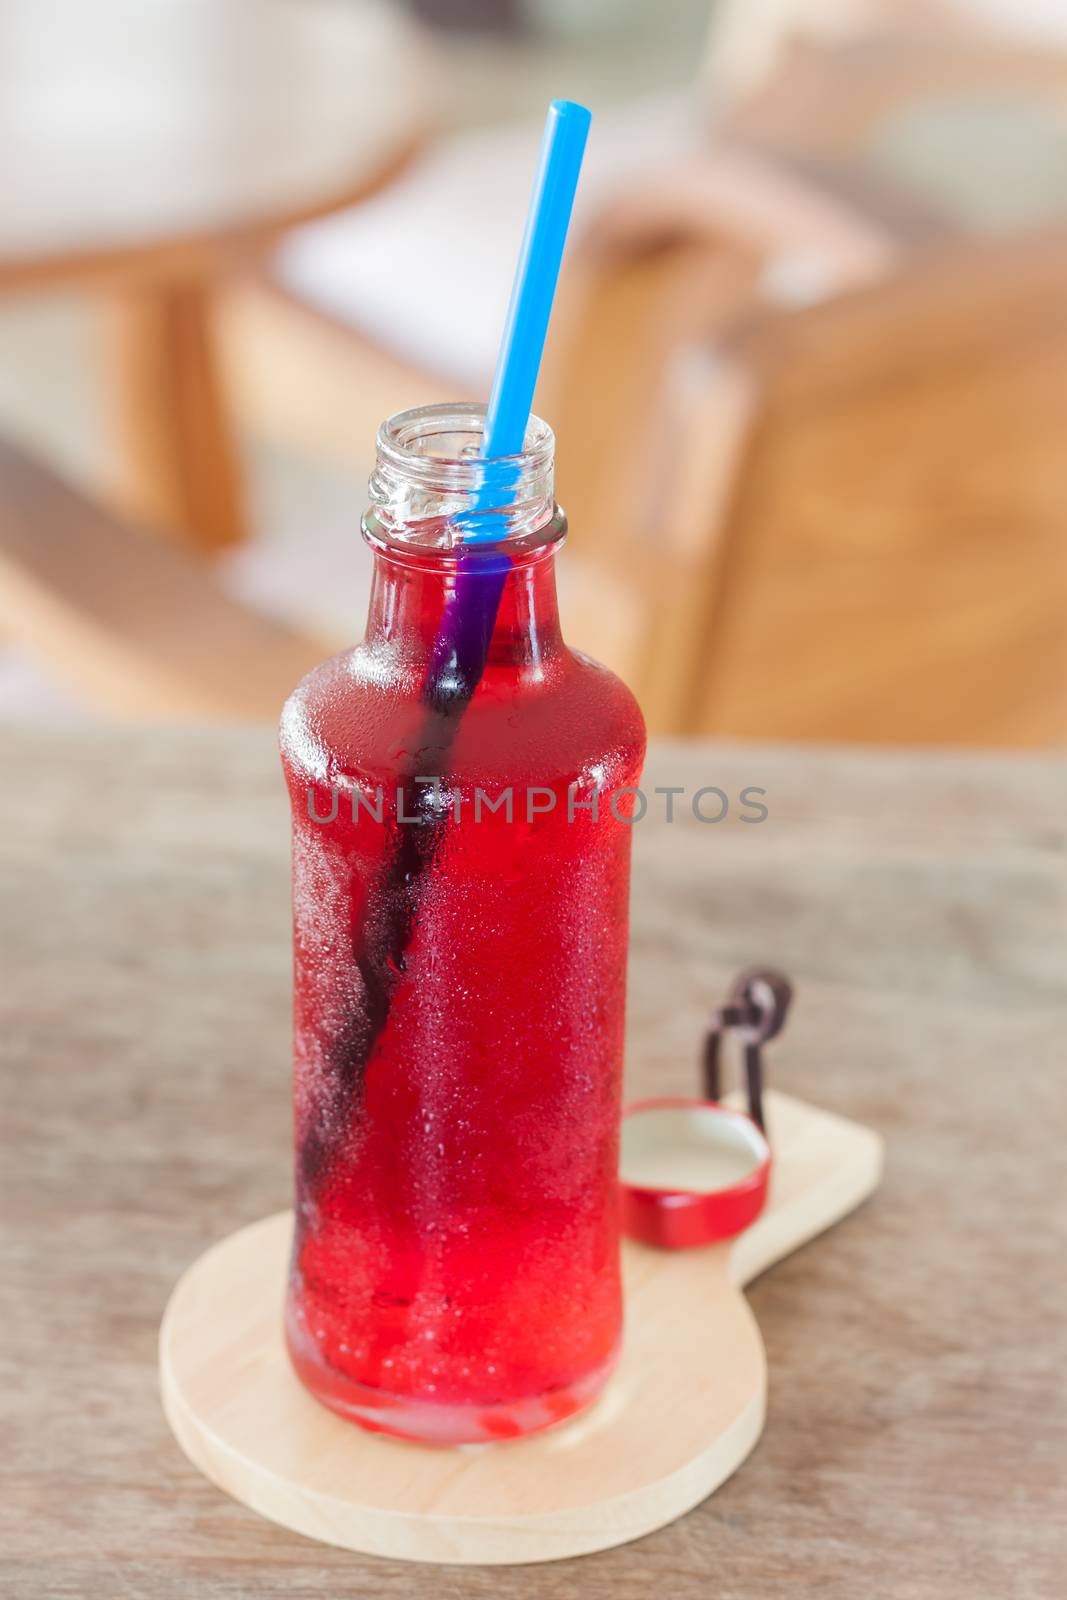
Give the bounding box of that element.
[727,1090,885,1287]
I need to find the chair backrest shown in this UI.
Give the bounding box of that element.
[687,230,1067,744]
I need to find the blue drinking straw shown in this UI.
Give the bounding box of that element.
[422,100,591,703]
[467,98,591,538]
[310,101,595,1149]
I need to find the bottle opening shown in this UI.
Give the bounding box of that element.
[365,403,559,554]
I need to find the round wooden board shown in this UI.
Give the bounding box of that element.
[160,1092,883,1565]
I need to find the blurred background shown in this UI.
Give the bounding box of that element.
[1,0,1065,741]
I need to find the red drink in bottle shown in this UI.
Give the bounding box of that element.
[281,406,645,1442]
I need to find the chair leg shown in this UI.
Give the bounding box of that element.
[107,279,248,553]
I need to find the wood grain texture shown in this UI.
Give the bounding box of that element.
[1,729,1065,1596]
[159,1095,882,1564]
[107,285,249,552]
[694,232,1067,745]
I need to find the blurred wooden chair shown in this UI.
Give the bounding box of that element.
[226,47,899,458]
[659,230,1067,745]
[218,89,895,724]
[550,10,1067,740]
[216,3,1067,743]
[0,438,323,720]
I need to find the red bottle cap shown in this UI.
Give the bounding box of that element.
[619,1097,771,1250]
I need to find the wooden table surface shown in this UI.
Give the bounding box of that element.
[2,727,1064,1597]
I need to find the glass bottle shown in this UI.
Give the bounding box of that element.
[280,403,646,1443]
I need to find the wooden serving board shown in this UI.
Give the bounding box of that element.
[160,1090,882,1565]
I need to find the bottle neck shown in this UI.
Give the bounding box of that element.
[363,532,565,679]
[360,402,565,689]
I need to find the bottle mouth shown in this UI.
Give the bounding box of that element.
[364,402,558,554]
